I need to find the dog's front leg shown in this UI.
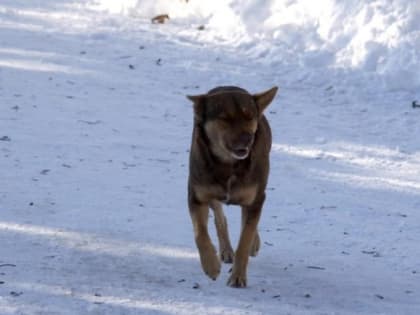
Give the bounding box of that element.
[189,199,221,280]
[241,207,261,257]
[227,194,264,288]
[210,200,234,263]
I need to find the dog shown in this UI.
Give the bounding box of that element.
[187,86,278,287]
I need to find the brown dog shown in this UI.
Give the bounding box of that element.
[187,86,278,287]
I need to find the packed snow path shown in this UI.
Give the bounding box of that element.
[1,1,419,314]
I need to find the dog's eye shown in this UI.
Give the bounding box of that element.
[242,109,255,121]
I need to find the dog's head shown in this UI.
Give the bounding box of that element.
[187,86,278,162]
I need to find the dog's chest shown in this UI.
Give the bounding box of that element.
[219,175,257,206]
[221,176,235,204]
[194,173,258,206]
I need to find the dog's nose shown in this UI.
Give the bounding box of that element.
[237,132,253,147]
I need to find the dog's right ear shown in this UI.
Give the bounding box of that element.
[187,94,206,122]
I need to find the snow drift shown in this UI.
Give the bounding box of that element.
[91,0,420,92]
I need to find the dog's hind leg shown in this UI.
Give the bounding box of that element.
[189,200,221,280]
[210,200,234,263]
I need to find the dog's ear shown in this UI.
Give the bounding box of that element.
[253,86,278,114]
[187,94,206,122]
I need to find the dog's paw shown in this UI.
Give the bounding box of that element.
[220,247,234,264]
[249,232,260,257]
[200,247,221,280]
[227,271,247,288]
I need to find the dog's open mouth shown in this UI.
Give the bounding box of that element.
[231,148,249,160]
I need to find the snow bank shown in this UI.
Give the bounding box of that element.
[92,0,420,92]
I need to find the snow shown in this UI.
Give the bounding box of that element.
[93,0,420,93]
[0,0,419,314]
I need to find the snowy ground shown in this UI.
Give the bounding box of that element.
[1,1,420,314]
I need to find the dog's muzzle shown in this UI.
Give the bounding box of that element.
[230,132,254,160]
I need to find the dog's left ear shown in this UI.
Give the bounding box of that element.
[187,94,206,122]
[253,86,278,114]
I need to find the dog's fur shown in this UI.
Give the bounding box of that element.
[187,86,278,287]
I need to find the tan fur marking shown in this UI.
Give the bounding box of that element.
[204,120,232,163]
[230,184,258,206]
[194,185,225,203]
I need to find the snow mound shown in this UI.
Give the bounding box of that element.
[92,0,420,92]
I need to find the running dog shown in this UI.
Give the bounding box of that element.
[187,86,278,287]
